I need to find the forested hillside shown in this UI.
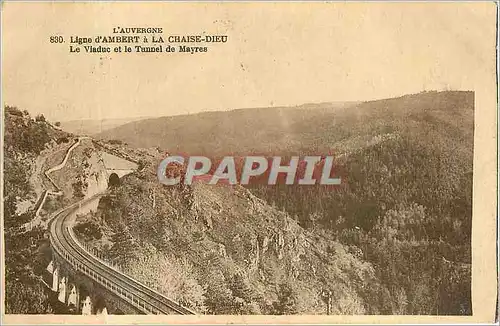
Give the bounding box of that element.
[251,91,474,314]
[3,106,72,313]
[3,91,473,315]
[76,162,388,314]
[96,91,473,314]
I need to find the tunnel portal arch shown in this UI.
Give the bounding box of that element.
[108,173,120,187]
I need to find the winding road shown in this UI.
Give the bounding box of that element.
[20,137,88,231]
[41,137,196,315]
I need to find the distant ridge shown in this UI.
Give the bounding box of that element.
[60,117,151,136]
[95,91,473,157]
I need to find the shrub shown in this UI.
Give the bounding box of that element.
[5,106,23,116]
[74,221,103,240]
[35,114,46,122]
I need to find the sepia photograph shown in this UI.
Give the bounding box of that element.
[1,1,498,324]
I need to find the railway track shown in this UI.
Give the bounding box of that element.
[49,197,195,315]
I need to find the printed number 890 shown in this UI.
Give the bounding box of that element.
[50,36,64,43]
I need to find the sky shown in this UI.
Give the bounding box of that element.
[1,2,496,122]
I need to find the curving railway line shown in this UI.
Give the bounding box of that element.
[49,195,196,315]
[45,138,195,315]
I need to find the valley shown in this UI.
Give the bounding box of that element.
[3,91,473,315]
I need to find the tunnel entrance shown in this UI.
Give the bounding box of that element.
[108,173,120,187]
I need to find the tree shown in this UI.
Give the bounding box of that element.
[272,281,300,314]
[74,221,103,241]
[56,136,69,144]
[5,279,50,313]
[72,180,85,198]
[4,230,54,313]
[109,223,137,265]
[137,159,147,171]
[5,106,23,116]
[203,270,235,314]
[229,273,255,303]
[127,252,207,312]
[55,121,61,127]
[35,114,46,122]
